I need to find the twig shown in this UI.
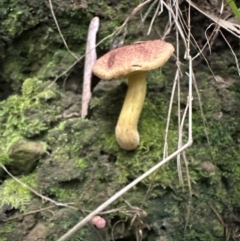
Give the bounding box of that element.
[140,0,158,24]
[208,202,225,227]
[81,17,100,118]
[56,1,194,240]
[147,0,161,35]
[45,0,153,92]
[115,0,155,35]
[220,30,240,75]
[186,0,240,38]
[48,0,79,60]
[56,84,193,241]
[57,135,193,241]
[0,164,76,209]
[2,205,56,222]
[57,112,80,119]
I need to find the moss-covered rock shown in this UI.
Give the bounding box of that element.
[7,139,47,175]
[0,78,61,163]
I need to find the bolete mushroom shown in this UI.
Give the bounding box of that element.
[93,39,174,150]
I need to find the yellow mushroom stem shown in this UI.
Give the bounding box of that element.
[115,71,147,150]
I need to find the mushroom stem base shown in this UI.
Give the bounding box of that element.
[115,72,147,150]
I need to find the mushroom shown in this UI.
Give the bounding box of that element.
[93,39,174,150]
[91,216,106,229]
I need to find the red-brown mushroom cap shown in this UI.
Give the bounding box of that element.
[92,39,175,79]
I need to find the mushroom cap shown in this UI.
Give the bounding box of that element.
[93,39,174,80]
[91,216,106,229]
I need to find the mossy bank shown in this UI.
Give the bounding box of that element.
[1,1,240,241]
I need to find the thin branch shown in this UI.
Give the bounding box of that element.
[2,205,56,222]
[56,88,193,241]
[81,17,99,118]
[48,0,79,60]
[0,164,76,209]
[44,0,153,92]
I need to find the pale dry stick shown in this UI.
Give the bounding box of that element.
[162,1,188,48]
[114,0,155,36]
[172,0,184,5]
[177,91,192,189]
[0,164,76,209]
[57,146,193,241]
[220,30,240,75]
[203,0,224,55]
[184,187,192,241]
[160,0,185,185]
[48,0,78,60]
[177,76,184,186]
[161,0,180,160]
[207,13,233,54]
[149,0,171,38]
[203,4,232,57]
[57,112,80,119]
[147,0,161,35]
[62,69,72,91]
[204,22,220,55]
[183,3,194,237]
[81,17,99,118]
[174,0,184,186]
[208,202,225,227]
[139,1,177,207]
[176,6,216,62]
[182,152,192,195]
[56,57,194,241]
[157,0,163,16]
[163,9,174,37]
[3,205,56,222]
[178,86,192,194]
[140,0,158,24]
[111,218,127,241]
[208,202,232,240]
[177,88,193,238]
[191,72,212,149]
[45,32,114,90]
[154,1,174,40]
[84,207,127,215]
[136,0,185,198]
[148,0,185,185]
[162,69,180,159]
[45,0,154,92]
[176,64,183,185]
[185,0,191,59]
[186,25,220,85]
[114,0,156,37]
[169,4,191,47]
[186,0,240,38]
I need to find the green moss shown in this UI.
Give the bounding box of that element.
[0,222,16,241]
[5,64,236,241]
[0,173,37,211]
[0,0,45,39]
[1,0,141,90]
[1,1,240,240]
[75,158,88,169]
[42,208,99,241]
[37,49,76,80]
[0,78,62,164]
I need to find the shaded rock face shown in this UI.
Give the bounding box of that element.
[0,78,13,101]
